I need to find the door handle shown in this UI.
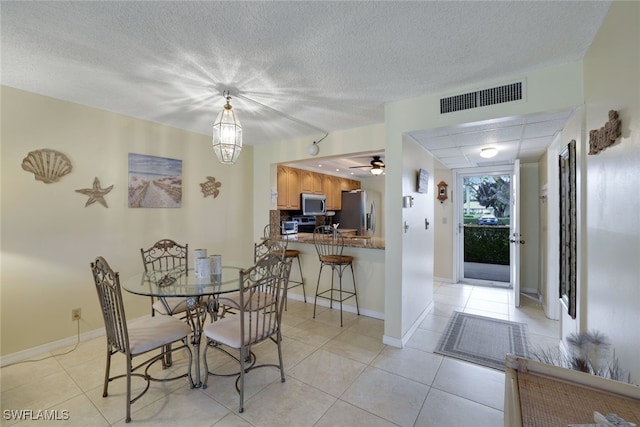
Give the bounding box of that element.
[509,238,525,244]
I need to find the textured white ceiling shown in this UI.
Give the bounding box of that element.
[1,1,610,169]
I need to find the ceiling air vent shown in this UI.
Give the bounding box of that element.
[440,82,523,114]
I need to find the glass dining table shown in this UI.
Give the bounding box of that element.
[121,264,242,387]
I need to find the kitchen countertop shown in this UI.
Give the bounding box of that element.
[275,232,385,250]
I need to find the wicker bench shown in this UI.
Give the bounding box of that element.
[504,354,640,427]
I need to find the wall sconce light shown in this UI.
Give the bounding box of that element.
[308,141,320,156]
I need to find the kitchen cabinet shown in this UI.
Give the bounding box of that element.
[278,166,360,211]
[322,174,336,210]
[332,178,360,210]
[277,166,301,210]
[340,178,360,192]
[301,170,323,194]
[332,177,343,210]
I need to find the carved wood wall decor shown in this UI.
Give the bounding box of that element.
[200,176,222,198]
[21,148,72,183]
[559,140,577,319]
[437,181,448,203]
[588,109,621,155]
[75,177,113,208]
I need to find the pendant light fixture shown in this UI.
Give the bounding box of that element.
[212,90,242,164]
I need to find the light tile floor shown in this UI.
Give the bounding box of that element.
[0,281,559,426]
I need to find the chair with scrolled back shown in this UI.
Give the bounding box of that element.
[90,256,193,423]
[140,239,189,316]
[202,252,292,413]
[219,226,289,317]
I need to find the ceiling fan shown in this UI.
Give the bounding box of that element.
[349,156,385,175]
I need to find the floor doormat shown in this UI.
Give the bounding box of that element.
[435,311,530,371]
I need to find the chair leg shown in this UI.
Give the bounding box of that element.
[239,346,246,413]
[164,344,173,367]
[350,263,360,315]
[202,340,210,390]
[329,265,336,310]
[126,356,132,423]
[103,348,112,397]
[338,266,344,327]
[313,264,324,319]
[294,255,306,303]
[276,331,285,383]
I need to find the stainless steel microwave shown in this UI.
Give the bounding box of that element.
[301,193,326,215]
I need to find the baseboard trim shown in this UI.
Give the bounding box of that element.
[287,292,384,320]
[1,327,105,368]
[0,315,149,368]
[383,300,434,349]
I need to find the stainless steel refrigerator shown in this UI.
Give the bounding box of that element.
[339,190,376,236]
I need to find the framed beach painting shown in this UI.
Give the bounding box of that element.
[128,153,182,208]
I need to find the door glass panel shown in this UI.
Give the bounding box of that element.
[462,173,511,285]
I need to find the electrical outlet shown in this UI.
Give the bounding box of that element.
[71,308,81,321]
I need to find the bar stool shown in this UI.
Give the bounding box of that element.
[312,225,359,326]
[264,225,306,308]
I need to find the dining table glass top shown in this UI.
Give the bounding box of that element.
[121,265,241,298]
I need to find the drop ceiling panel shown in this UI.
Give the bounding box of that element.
[419,138,456,151]
[522,120,566,138]
[430,147,464,158]
[451,128,523,147]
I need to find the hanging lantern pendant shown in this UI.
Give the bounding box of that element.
[212,91,243,164]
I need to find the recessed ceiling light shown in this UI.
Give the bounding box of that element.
[480,147,498,158]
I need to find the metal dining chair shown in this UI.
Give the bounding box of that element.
[219,228,289,317]
[202,253,292,413]
[90,256,193,423]
[140,239,189,317]
[312,225,360,326]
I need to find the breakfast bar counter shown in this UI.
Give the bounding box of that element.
[268,231,386,318]
[275,232,385,250]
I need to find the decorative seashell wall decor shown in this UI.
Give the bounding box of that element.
[21,149,72,183]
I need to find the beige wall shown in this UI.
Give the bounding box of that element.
[434,166,454,281]
[1,87,254,358]
[582,1,640,382]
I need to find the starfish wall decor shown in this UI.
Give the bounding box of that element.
[76,177,114,207]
